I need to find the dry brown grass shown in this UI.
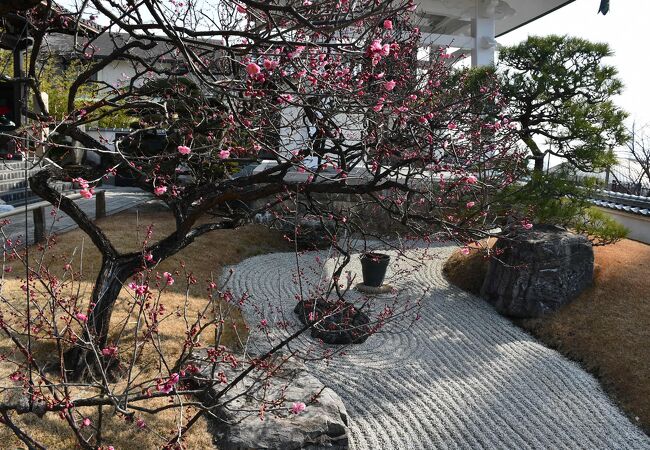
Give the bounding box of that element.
[442,247,489,297]
[0,202,291,449]
[443,239,650,435]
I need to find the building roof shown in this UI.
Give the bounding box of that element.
[45,32,177,60]
[494,0,575,36]
[44,31,225,66]
[590,190,650,217]
[416,0,575,38]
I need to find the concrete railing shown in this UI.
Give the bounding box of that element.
[0,190,106,243]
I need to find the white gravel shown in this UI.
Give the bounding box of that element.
[226,244,650,449]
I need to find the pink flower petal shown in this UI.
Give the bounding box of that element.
[290,401,306,414]
[246,63,260,76]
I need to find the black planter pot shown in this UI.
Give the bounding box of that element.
[360,252,390,287]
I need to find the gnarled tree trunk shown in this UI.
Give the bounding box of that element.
[62,254,142,379]
[31,167,238,379]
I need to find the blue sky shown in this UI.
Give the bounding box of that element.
[498,0,650,128]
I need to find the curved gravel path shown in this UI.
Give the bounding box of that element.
[227,244,649,449]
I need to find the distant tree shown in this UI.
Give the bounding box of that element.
[627,123,650,189]
[499,35,628,174]
[0,50,131,128]
[497,35,629,244]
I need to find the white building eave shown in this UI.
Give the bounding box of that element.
[494,0,576,36]
[415,0,576,66]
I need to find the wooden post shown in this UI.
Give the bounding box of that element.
[33,206,46,244]
[96,190,106,219]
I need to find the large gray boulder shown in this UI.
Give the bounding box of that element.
[481,225,594,318]
[185,349,349,449]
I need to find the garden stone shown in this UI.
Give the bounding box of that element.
[253,211,336,250]
[288,217,336,249]
[185,349,349,450]
[481,225,594,318]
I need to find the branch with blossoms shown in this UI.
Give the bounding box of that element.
[0,207,433,449]
[0,0,533,447]
[9,0,524,368]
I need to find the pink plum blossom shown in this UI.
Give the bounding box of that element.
[75,313,88,322]
[157,372,180,394]
[163,272,175,285]
[460,247,470,255]
[466,201,475,208]
[72,177,90,189]
[290,401,306,414]
[80,188,93,199]
[154,186,167,196]
[9,371,22,381]
[102,346,118,358]
[129,282,149,296]
[219,149,231,159]
[369,39,383,53]
[177,145,191,155]
[246,62,260,76]
[384,80,396,91]
[277,94,293,104]
[287,46,305,59]
[384,19,393,30]
[263,59,278,70]
[465,175,478,184]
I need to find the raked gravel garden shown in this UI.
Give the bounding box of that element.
[225,243,650,449]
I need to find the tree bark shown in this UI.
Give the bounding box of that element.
[29,169,246,379]
[90,255,141,349]
[523,135,545,175]
[63,255,141,379]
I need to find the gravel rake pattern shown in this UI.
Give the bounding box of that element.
[226,245,650,449]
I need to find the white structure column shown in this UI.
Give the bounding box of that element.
[471,0,497,67]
